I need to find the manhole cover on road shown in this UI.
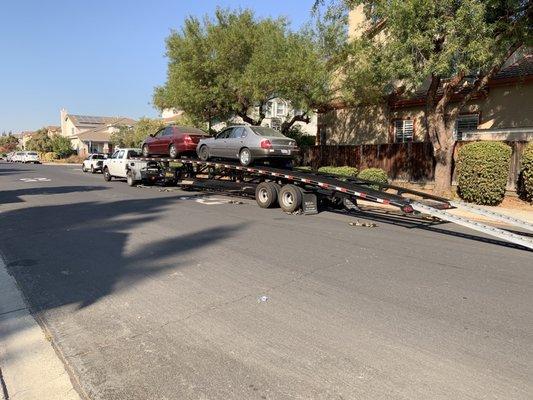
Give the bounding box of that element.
[19,177,51,182]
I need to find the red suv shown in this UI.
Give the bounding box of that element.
[142,125,209,158]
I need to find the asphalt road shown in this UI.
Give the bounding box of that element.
[0,161,531,400]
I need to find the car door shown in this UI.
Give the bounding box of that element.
[224,127,246,158]
[110,150,125,176]
[150,128,166,154]
[210,128,232,157]
[160,127,174,155]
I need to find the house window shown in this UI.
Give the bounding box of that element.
[71,127,75,136]
[455,114,479,140]
[276,101,286,117]
[394,119,414,143]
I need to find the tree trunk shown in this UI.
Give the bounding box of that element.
[433,144,455,197]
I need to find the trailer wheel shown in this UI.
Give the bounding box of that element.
[127,170,136,187]
[255,182,280,208]
[278,184,302,213]
[103,167,112,182]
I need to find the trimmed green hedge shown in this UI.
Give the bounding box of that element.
[518,142,533,203]
[456,141,511,205]
[357,168,388,189]
[318,166,358,178]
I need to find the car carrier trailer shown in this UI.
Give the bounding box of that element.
[120,156,533,251]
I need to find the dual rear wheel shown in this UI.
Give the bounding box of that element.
[255,183,303,213]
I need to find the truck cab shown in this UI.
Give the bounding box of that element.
[102,148,142,180]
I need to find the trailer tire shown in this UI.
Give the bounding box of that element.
[127,170,136,187]
[103,167,112,182]
[255,182,280,208]
[278,184,303,213]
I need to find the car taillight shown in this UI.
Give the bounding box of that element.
[184,135,193,142]
[260,139,272,149]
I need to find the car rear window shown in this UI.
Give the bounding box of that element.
[176,126,207,136]
[250,126,286,138]
[27,152,38,155]
[94,155,105,159]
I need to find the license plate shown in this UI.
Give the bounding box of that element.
[165,172,174,177]
[281,149,290,155]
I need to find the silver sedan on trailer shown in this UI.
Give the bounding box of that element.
[196,125,298,166]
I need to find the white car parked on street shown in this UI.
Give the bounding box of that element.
[22,151,41,164]
[11,152,25,162]
[82,153,108,173]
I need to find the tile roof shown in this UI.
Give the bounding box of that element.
[77,126,113,142]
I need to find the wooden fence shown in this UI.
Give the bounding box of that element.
[301,141,530,190]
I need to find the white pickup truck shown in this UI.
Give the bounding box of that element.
[102,148,149,186]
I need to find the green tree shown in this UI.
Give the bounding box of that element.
[0,134,19,152]
[26,128,53,152]
[319,0,531,195]
[50,135,74,158]
[154,9,331,133]
[110,118,166,148]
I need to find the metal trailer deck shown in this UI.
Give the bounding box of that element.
[129,156,533,251]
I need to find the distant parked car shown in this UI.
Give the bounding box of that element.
[22,151,41,164]
[196,125,298,166]
[82,153,107,173]
[141,125,209,159]
[11,152,25,162]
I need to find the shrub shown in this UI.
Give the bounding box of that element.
[41,152,59,162]
[456,141,511,205]
[357,168,388,189]
[318,166,358,178]
[59,154,85,164]
[518,142,533,203]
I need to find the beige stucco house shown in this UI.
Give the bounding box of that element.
[60,109,136,155]
[319,6,533,145]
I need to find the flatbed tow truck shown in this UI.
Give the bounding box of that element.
[107,153,533,251]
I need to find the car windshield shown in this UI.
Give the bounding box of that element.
[93,155,105,159]
[250,126,286,138]
[27,152,38,156]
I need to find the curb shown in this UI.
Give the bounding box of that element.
[0,255,84,400]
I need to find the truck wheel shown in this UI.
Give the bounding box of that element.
[142,144,150,158]
[127,170,136,186]
[169,144,178,159]
[103,167,112,182]
[278,184,302,213]
[198,145,209,161]
[255,182,280,208]
[239,148,253,166]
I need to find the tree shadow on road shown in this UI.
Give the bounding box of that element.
[0,186,109,204]
[0,196,242,314]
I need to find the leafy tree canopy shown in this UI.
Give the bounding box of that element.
[154,8,332,131]
[0,134,19,152]
[110,118,166,148]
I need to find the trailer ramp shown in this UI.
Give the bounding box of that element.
[411,202,533,250]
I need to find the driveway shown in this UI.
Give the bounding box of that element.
[0,162,531,399]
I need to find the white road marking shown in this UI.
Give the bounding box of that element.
[19,177,51,182]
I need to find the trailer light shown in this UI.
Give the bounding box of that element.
[260,139,272,149]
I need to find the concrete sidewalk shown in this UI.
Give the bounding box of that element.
[0,256,82,400]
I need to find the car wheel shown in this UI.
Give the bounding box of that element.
[239,148,253,166]
[142,144,150,158]
[82,165,87,172]
[278,184,303,213]
[103,167,112,182]
[169,144,178,159]
[255,182,280,208]
[90,165,95,174]
[198,145,209,161]
[127,170,136,186]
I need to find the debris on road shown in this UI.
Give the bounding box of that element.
[257,295,269,303]
[349,220,377,228]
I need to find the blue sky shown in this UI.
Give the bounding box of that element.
[0,0,315,133]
